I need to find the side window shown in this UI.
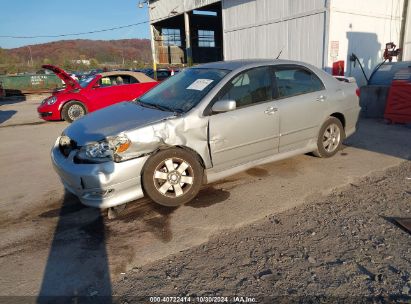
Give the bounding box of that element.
[129,76,139,84]
[100,76,122,87]
[100,75,140,86]
[100,77,112,87]
[274,67,324,98]
[219,67,271,108]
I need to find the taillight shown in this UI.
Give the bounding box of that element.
[356,88,360,97]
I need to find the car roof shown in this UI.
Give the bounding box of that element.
[195,59,309,71]
[99,71,155,83]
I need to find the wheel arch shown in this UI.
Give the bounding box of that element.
[175,145,206,169]
[147,145,206,168]
[59,99,88,119]
[329,112,346,129]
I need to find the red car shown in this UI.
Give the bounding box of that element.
[38,65,158,122]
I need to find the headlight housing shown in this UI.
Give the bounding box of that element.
[42,96,57,105]
[77,134,131,162]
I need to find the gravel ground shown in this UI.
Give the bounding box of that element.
[114,161,411,303]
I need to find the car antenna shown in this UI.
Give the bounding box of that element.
[276,49,283,59]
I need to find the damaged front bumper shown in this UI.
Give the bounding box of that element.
[51,139,148,208]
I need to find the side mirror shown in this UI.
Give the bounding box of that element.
[212,100,236,113]
[92,84,101,89]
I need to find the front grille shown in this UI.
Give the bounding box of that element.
[40,112,52,117]
[59,137,78,157]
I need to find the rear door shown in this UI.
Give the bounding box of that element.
[273,65,328,152]
[208,66,280,171]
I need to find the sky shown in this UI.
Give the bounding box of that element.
[0,0,151,49]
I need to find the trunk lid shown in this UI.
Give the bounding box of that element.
[42,64,80,90]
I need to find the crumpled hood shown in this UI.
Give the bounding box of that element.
[64,102,176,145]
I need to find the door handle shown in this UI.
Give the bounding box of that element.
[316,95,327,102]
[264,106,278,115]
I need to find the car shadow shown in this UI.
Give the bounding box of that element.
[37,191,112,303]
[344,118,411,161]
[0,110,17,124]
[0,94,26,106]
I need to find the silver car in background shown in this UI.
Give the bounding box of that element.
[52,59,360,208]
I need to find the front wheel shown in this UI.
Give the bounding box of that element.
[61,101,86,123]
[142,148,203,207]
[313,117,345,158]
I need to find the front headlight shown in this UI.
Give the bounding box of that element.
[44,96,57,105]
[81,134,131,161]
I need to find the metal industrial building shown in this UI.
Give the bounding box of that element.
[147,0,410,85]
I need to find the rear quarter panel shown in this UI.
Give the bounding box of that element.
[134,82,158,97]
[327,79,361,136]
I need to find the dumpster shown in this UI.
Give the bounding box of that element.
[360,61,411,118]
[0,74,63,95]
[384,67,411,124]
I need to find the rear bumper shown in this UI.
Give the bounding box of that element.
[51,139,148,208]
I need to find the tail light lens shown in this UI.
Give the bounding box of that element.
[356,88,360,97]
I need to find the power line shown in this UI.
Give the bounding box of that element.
[0,21,150,39]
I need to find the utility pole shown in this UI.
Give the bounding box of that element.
[27,45,33,67]
[184,12,193,66]
[150,24,157,80]
[398,0,409,61]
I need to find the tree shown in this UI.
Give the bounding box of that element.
[89,58,99,69]
[62,60,74,71]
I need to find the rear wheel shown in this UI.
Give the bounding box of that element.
[142,148,203,207]
[61,101,86,123]
[314,117,345,158]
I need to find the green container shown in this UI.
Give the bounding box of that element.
[0,74,63,94]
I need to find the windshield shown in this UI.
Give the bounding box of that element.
[136,68,230,113]
[79,75,95,88]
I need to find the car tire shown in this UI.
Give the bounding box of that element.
[61,101,87,123]
[142,148,203,207]
[313,117,345,158]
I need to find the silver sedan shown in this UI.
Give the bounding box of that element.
[51,59,360,208]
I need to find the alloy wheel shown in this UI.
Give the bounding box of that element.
[67,104,85,121]
[152,157,194,198]
[322,123,341,153]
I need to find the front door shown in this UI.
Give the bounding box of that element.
[208,67,280,171]
[85,75,128,111]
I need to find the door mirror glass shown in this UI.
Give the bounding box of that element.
[212,100,236,113]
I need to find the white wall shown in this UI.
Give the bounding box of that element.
[222,0,327,67]
[327,0,404,86]
[402,1,411,60]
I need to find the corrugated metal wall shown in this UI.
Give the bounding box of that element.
[222,0,327,67]
[149,0,221,22]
